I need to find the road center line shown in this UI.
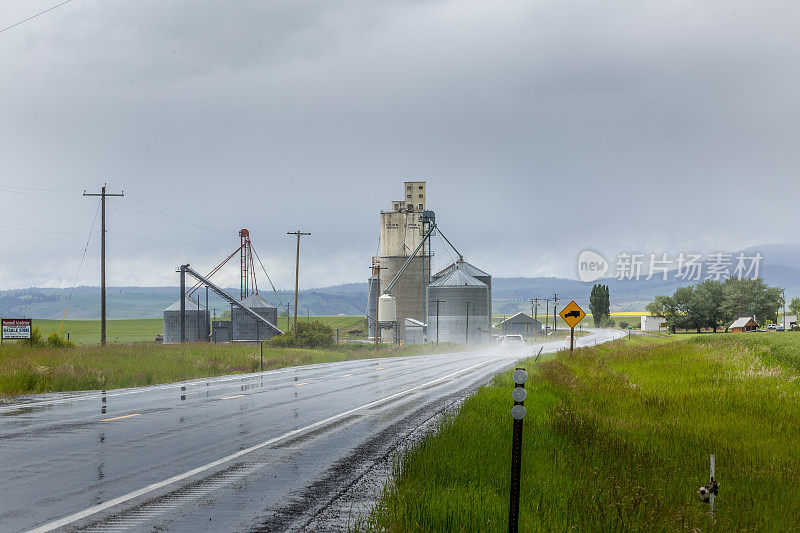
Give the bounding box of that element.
[220,395,245,400]
[341,374,353,378]
[100,414,141,422]
[293,382,310,387]
[27,355,510,533]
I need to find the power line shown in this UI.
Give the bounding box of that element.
[106,230,229,247]
[0,223,86,235]
[126,195,231,236]
[0,0,74,34]
[0,185,82,192]
[251,244,284,307]
[0,185,82,199]
[58,198,101,335]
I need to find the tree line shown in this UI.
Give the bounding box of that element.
[646,278,783,333]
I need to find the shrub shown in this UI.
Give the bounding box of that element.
[268,333,297,348]
[268,321,335,348]
[296,321,334,348]
[618,320,629,329]
[23,327,44,346]
[605,318,616,328]
[45,332,75,348]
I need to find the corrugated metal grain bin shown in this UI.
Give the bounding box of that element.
[427,268,489,344]
[432,260,492,324]
[231,294,279,341]
[163,297,210,343]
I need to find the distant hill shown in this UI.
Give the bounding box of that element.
[0,286,368,320]
[3,244,797,319]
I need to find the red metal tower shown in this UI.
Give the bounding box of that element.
[239,229,258,299]
[186,229,258,300]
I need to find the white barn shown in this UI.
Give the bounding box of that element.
[641,315,666,332]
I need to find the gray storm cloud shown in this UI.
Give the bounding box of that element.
[1,0,798,289]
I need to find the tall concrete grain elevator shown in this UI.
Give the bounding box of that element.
[370,181,431,339]
[368,181,493,344]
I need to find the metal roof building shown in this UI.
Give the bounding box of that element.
[404,317,426,345]
[729,316,758,332]
[499,312,542,336]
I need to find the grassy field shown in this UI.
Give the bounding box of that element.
[22,314,637,346]
[21,316,367,345]
[0,341,468,398]
[366,332,800,531]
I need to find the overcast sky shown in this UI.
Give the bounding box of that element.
[1,0,798,290]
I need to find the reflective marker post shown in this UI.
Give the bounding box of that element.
[509,368,528,533]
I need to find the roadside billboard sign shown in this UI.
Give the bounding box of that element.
[1,319,32,340]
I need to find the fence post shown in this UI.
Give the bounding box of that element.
[509,368,528,533]
[709,454,716,513]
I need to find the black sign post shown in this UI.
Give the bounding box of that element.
[570,326,575,354]
[509,368,528,533]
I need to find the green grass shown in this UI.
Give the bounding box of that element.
[0,341,465,398]
[22,316,367,345]
[366,332,800,531]
[30,319,163,345]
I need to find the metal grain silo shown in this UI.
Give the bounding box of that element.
[432,260,492,328]
[163,297,210,343]
[231,294,279,341]
[427,268,490,344]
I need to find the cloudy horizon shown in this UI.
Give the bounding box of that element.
[2,1,798,291]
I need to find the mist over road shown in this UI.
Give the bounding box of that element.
[1,329,624,532]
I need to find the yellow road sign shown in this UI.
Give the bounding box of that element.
[559,301,586,328]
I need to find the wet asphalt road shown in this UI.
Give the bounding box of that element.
[0,329,624,532]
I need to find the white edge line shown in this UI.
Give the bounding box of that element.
[25,355,510,533]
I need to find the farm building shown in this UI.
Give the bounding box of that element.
[641,315,666,332]
[499,312,542,336]
[729,317,758,332]
[783,314,798,329]
[212,320,231,343]
[404,318,426,345]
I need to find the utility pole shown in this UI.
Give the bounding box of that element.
[464,300,474,344]
[544,298,551,335]
[783,289,786,329]
[83,185,124,345]
[287,230,311,337]
[431,298,444,345]
[529,298,540,339]
[553,293,558,334]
